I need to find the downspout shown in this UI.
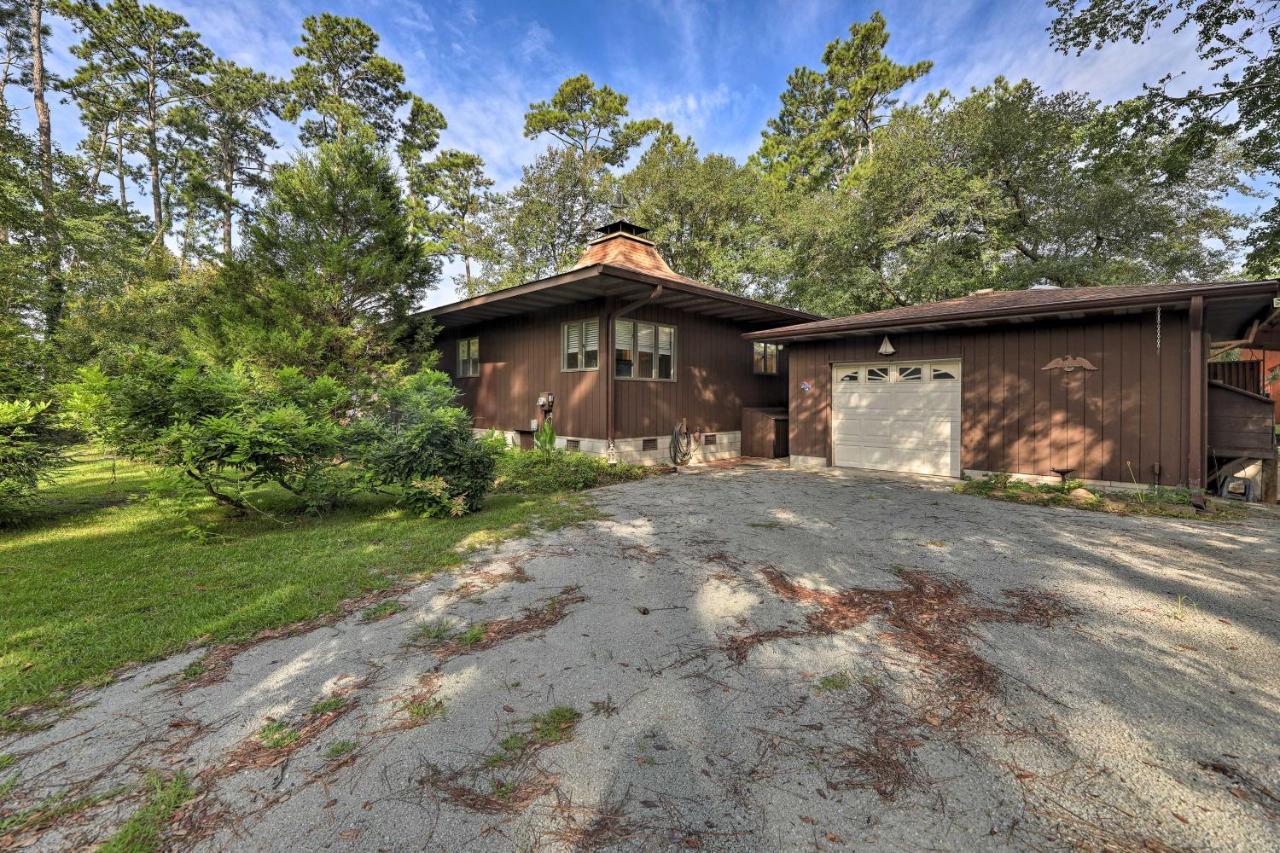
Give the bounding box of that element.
[605,284,664,459]
[1188,295,1206,509]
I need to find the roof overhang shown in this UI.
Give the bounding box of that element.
[744,280,1280,347]
[417,264,820,329]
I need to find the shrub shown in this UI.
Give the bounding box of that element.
[359,370,498,517]
[0,400,65,526]
[533,417,556,454]
[64,356,496,518]
[493,448,650,494]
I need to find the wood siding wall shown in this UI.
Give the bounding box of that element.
[1207,383,1277,457]
[614,304,788,437]
[438,301,606,438]
[437,300,788,440]
[1238,348,1280,421]
[786,311,1193,486]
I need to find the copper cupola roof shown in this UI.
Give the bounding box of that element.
[570,219,686,280]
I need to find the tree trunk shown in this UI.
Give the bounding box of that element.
[30,0,62,337]
[147,76,163,244]
[222,161,234,257]
[88,124,108,187]
[116,125,128,209]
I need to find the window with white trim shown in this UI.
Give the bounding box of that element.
[562,319,599,371]
[615,319,675,380]
[457,337,479,377]
[897,365,923,381]
[866,366,890,382]
[753,342,781,374]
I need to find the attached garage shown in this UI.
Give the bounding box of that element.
[744,281,1280,501]
[831,360,961,477]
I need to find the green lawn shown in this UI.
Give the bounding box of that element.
[0,453,590,720]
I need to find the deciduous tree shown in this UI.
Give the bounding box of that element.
[1048,0,1280,271]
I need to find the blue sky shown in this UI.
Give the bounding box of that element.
[35,0,1219,187]
[24,0,1245,305]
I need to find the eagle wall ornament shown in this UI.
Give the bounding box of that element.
[1041,355,1098,373]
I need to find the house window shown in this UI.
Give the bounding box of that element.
[754,342,781,374]
[565,439,580,452]
[866,366,890,382]
[615,319,675,380]
[562,319,599,371]
[931,365,958,381]
[897,365,923,382]
[840,369,860,382]
[642,438,658,451]
[704,433,717,446]
[457,337,479,377]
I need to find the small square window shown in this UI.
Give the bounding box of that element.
[642,437,658,451]
[931,365,957,381]
[565,439,580,452]
[898,366,923,382]
[562,319,599,372]
[754,342,781,374]
[704,433,717,446]
[866,367,890,382]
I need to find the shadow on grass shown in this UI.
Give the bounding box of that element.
[0,455,596,719]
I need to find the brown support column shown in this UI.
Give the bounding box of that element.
[603,296,615,452]
[1188,296,1206,508]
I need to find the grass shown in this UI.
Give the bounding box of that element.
[310,695,347,716]
[325,740,358,760]
[954,473,1246,520]
[1163,594,1200,621]
[403,697,446,722]
[98,772,193,853]
[483,706,582,767]
[257,721,299,749]
[414,617,457,644]
[0,785,128,836]
[359,600,405,623]
[815,672,853,693]
[0,452,597,719]
[455,622,487,647]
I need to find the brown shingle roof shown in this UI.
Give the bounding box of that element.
[745,280,1280,341]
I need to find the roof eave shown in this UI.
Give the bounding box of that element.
[418,263,821,326]
[744,280,1280,343]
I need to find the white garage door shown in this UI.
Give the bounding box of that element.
[831,360,962,477]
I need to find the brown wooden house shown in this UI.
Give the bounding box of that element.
[422,221,818,463]
[745,281,1280,501]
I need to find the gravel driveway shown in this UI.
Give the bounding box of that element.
[5,465,1280,851]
